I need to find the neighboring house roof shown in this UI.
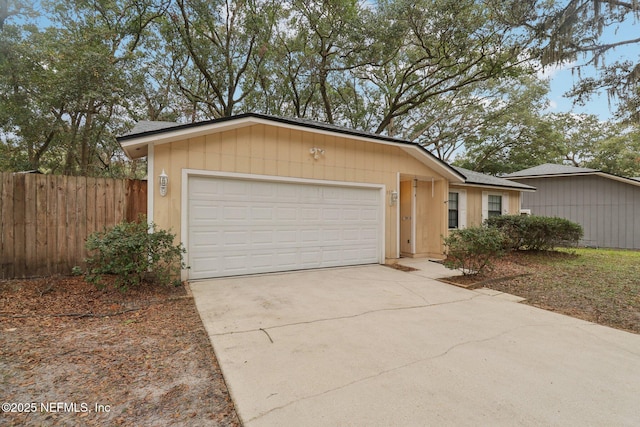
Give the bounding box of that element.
[503,163,599,177]
[504,163,640,188]
[117,113,466,183]
[452,166,536,192]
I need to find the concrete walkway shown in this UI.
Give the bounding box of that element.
[190,261,640,426]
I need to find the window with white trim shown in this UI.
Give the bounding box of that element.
[448,189,466,229]
[448,192,459,228]
[488,194,502,218]
[482,191,509,222]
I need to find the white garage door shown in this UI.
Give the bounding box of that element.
[187,175,383,279]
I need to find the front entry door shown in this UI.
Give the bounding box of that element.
[399,180,415,255]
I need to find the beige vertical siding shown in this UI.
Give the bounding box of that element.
[152,123,448,260]
[449,186,523,228]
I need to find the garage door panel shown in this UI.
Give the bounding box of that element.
[223,206,249,220]
[323,229,341,242]
[275,230,298,244]
[361,207,379,220]
[323,208,341,221]
[222,230,250,246]
[276,185,298,201]
[274,251,300,268]
[223,254,250,272]
[251,207,274,220]
[223,180,250,197]
[188,176,382,279]
[251,230,274,245]
[251,252,275,269]
[361,227,379,240]
[190,204,219,223]
[274,206,298,221]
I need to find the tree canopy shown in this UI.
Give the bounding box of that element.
[537,0,640,121]
[0,0,638,178]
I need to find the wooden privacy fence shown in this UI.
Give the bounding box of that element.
[0,173,147,279]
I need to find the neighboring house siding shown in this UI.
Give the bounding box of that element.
[513,175,640,249]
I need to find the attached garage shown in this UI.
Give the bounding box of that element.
[118,113,469,281]
[187,173,384,279]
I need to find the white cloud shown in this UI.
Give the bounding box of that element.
[537,61,576,80]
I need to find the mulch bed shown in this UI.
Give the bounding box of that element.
[442,251,544,289]
[0,276,241,426]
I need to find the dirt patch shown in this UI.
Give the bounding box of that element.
[384,263,419,272]
[0,276,241,426]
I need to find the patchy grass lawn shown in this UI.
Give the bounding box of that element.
[445,248,640,334]
[0,277,241,426]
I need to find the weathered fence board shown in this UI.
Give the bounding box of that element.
[0,173,147,279]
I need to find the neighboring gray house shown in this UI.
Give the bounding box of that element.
[504,164,640,249]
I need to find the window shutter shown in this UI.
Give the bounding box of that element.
[482,191,488,223]
[459,189,467,229]
[502,193,510,215]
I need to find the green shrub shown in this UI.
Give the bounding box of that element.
[84,216,186,291]
[442,227,506,275]
[483,215,528,250]
[486,215,583,251]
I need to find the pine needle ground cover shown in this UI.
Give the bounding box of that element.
[0,277,240,426]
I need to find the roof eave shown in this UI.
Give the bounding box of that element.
[452,182,536,192]
[118,114,466,183]
[118,116,261,159]
[504,172,595,180]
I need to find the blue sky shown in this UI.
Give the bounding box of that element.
[541,16,639,121]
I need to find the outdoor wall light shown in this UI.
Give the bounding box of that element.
[159,169,168,197]
[310,147,325,160]
[390,190,398,206]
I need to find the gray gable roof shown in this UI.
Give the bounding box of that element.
[504,163,640,188]
[453,166,535,191]
[503,163,598,178]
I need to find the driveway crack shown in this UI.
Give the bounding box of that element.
[211,294,482,341]
[246,322,550,423]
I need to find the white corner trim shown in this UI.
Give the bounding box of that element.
[180,168,189,281]
[396,172,401,259]
[411,179,417,254]
[147,144,154,225]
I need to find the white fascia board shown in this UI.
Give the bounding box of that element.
[399,146,465,183]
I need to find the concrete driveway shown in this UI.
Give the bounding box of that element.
[190,261,640,426]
